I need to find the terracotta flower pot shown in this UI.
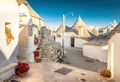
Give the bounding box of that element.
[35,59,41,62]
[16,71,28,77]
[34,56,39,60]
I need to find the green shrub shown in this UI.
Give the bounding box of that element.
[57,55,64,63]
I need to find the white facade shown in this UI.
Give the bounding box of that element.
[0,0,19,60]
[0,0,19,81]
[108,33,120,82]
[19,4,31,25]
[83,45,108,62]
[18,3,39,62]
[18,3,31,57]
[56,36,88,48]
[75,38,87,48]
[28,27,39,54]
[64,36,71,47]
[56,36,71,47]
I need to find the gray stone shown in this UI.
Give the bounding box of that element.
[39,27,61,61]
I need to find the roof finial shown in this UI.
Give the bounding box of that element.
[113,19,116,23]
[78,14,80,19]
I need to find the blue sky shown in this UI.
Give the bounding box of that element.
[28,0,120,28]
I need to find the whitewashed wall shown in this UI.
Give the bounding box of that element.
[83,45,108,62]
[0,0,19,81]
[56,36,87,48]
[75,38,87,48]
[18,27,28,57]
[18,3,31,58]
[0,0,19,60]
[28,27,39,54]
[64,36,71,47]
[19,4,31,25]
[56,36,71,47]
[18,3,39,62]
[108,33,120,82]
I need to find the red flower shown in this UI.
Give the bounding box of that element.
[33,50,39,57]
[16,62,30,73]
[34,37,39,44]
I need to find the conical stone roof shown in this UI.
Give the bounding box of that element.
[71,16,91,38]
[55,24,71,35]
[17,0,42,20]
[17,0,45,28]
[72,16,87,29]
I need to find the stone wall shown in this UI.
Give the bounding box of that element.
[39,27,61,61]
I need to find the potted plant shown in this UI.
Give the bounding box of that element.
[33,50,39,59]
[33,50,41,62]
[15,62,30,77]
[98,68,111,77]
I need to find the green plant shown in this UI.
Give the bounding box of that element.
[57,49,60,53]
[57,49,62,55]
[57,54,64,63]
[98,68,111,77]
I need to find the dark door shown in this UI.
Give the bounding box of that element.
[71,37,74,47]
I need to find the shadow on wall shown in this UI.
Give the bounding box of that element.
[0,45,18,67]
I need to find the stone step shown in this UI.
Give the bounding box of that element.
[0,63,17,82]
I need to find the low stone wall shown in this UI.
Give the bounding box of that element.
[83,45,108,62]
[40,43,61,61]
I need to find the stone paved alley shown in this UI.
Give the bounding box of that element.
[15,47,109,82]
[63,47,107,72]
[16,61,108,82]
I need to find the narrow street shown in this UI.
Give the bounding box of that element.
[16,47,108,82]
[16,61,108,82]
[62,47,107,72]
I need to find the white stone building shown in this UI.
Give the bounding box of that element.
[17,0,44,62]
[107,23,120,82]
[0,0,44,81]
[54,16,99,48]
[71,16,98,38]
[55,34,87,48]
[0,0,19,81]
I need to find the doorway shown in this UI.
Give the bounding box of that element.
[71,37,74,47]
